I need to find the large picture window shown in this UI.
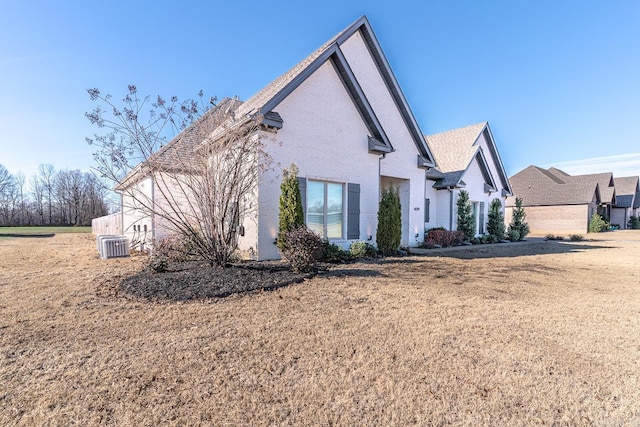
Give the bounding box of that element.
[307,180,343,239]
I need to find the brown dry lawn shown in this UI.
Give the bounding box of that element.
[1,232,639,426]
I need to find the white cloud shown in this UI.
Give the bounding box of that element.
[546,153,640,178]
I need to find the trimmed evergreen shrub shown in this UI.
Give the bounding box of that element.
[322,240,352,263]
[629,216,640,229]
[456,190,475,240]
[277,163,304,253]
[279,226,324,272]
[349,241,377,259]
[588,213,608,233]
[487,198,505,241]
[507,227,520,242]
[508,197,529,241]
[376,186,402,255]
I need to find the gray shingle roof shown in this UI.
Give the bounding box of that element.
[234,24,347,119]
[424,122,511,193]
[425,122,486,175]
[553,171,616,203]
[508,165,600,207]
[612,176,639,208]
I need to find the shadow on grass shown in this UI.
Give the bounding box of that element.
[319,268,384,278]
[0,233,55,238]
[422,241,613,260]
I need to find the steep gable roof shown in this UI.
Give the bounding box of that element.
[613,176,639,208]
[509,165,601,207]
[425,122,512,194]
[564,172,615,204]
[116,16,436,191]
[235,16,436,167]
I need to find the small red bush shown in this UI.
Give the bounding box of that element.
[425,229,465,247]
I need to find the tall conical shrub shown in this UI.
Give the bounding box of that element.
[456,190,475,240]
[376,186,402,254]
[487,198,505,241]
[508,197,529,241]
[277,163,304,253]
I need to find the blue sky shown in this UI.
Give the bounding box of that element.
[1,0,639,180]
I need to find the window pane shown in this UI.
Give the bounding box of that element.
[307,181,324,236]
[326,183,343,238]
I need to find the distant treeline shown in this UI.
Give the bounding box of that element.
[0,163,110,227]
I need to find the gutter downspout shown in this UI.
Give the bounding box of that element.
[448,186,454,230]
[119,191,124,236]
[378,153,386,201]
[151,179,155,246]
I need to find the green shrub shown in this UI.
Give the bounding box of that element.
[322,240,352,263]
[588,213,608,233]
[377,187,402,255]
[456,190,475,240]
[508,197,529,241]
[470,235,495,245]
[277,163,304,254]
[279,226,324,272]
[569,234,584,241]
[349,241,377,259]
[629,216,640,229]
[487,198,506,241]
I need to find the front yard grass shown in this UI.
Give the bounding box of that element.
[1,232,639,425]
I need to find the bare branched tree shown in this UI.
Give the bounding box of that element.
[86,86,271,267]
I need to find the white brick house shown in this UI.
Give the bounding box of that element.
[424,123,512,236]
[114,16,513,259]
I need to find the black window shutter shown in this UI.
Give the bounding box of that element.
[479,201,485,234]
[424,198,430,223]
[347,183,360,239]
[297,177,307,218]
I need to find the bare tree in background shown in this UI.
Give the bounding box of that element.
[38,164,55,225]
[0,164,16,225]
[86,86,271,267]
[0,163,109,226]
[30,174,45,225]
[14,172,26,225]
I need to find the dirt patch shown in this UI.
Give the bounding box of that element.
[119,261,311,302]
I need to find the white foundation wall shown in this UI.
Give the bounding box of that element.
[341,31,427,248]
[121,177,154,249]
[256,60,382,260]
[434,187,454,230]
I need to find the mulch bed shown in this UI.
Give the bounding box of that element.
[118,261,312,302]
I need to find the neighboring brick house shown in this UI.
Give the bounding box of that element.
[423,122,512,235]
[610,176,640,228]
[545,168,616,219]
[507,166,609,234]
